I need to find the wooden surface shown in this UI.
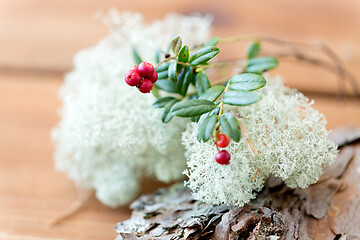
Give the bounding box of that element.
[0,0,360,239]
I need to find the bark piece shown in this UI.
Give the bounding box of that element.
[296,178,342,219]
[319,146,355,182]
[115,127,360,240]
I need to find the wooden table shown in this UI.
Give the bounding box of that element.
[0,0,359,239]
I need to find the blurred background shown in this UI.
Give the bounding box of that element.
[0,0,359,239]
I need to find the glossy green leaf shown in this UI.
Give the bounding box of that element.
[168,62,178,82]
[178,66,193,96]
[158,71,169,80]
[229,73,266,91]
[188,95,200,122]
[156,63,170,80]
[219,113,242,142]
[246,57,279,73]
[202,37,220,47]
[156,62,169,72]
[197,113,218,142]
[247,41,261,59]
[195,72,211,96]
[190,116,200,123]
[162,99,178,123]
[199,85,225,102]
[171,99,216,117]
[155,79,179,93]
[132,44,143,65]
[152,96,177,108]
[151,84,160,98]
[188,94,197,100]
[223,90,262,106]
[170,36,182,55]
[189,46,220,66]
[178,45,189,63]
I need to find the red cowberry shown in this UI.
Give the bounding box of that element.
[125,69,141,86]
[215,150,231,165]
[130,65,139,71]
[138,79,153,93]
[138,62,154,78]
[149,70,158,83]
[216,134,230,148]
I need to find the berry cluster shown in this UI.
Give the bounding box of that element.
[215,134,231,165]
[125,62,158,93]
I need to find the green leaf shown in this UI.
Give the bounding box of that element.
[202,37,220,47]
[178,45,189,63]
[158,71,169,80]
[195,72,211,96]
[171,99,216,117]
[229,73,266,91]
[197,113,218,142]
[199,85,225,102]
[247,41,261,59]
[190,116,200,123]
[151,84,160,98]
[168,62,178,82]
[223,90,262,106]
[153,96,177,108]
[188,95,200,122]
[219,113,242,142]
[170,36,182,55]
[156,63,170,80]
[132,44,143,65]
[162,99,178,123]
[178,66,193,96]
[246,57,279,73]
[156,62,170,72]
[188,94,198,100]
[155,47,161,64]
[155,79,179,93]
[189,46,220,66]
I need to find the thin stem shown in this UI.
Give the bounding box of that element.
[253,168,260,182]
[154,56,177,70]
[199,61,242,71]
[219,34,359,97]
[238,122,258,157]
[50,189,94,227]
[219,35,259,44]
[219,80,231,115]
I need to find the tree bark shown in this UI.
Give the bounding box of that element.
[114,126,360,240]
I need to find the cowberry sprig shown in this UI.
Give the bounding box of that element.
[125,36,279,165]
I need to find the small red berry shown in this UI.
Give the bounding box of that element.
[138,79,153,93]
[215,150,231,165]
[149,70,158,83]
[216,134,230,148]
[130,65,139,71]
[125,70,141,86]
[138,62,154,78]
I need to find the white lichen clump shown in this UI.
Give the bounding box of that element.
[183,76,338,206]
[52,10,212,207]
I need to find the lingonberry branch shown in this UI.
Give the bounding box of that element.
[219,80,231,116]
[125,34,355,166]
[154,56,177,70]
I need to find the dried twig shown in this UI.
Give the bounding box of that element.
[219,35,360,98]
[50,189,94,227]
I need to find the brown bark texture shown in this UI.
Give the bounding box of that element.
[114,126,360,240]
